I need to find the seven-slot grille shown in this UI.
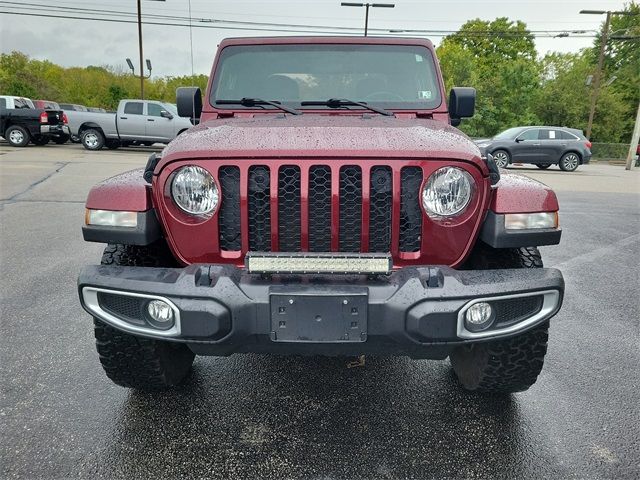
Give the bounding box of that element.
[218,165,423,254]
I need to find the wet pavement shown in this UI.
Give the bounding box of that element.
[1,143,639,479]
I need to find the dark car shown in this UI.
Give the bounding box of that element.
[476,126,592,172]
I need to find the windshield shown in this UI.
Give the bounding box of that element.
[494,127,524,140]
[211,44,442,110]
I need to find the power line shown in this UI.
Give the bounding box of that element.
[0,2,598,38]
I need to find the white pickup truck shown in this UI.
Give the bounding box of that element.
[65,99,192,150]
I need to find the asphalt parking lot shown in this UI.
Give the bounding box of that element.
[1,142,639,479]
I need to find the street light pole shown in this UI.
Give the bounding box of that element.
[340,3,395,37]
[136,0,165,99]
[137,0,144,99]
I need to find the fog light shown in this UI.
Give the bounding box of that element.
[146,300,174,329]
[464,302,494,332]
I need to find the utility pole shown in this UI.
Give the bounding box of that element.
[580,9,637,139]
[625,102,640,170]
[340,3,395,37]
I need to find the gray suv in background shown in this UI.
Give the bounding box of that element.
[475,126,592,172]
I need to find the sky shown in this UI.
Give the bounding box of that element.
[0,0,628,78]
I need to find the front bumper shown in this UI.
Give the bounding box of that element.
[78,265,564,358]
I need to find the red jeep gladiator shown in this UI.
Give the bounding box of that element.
[78,37,564,393]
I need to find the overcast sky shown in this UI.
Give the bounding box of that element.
[0,0,627,78]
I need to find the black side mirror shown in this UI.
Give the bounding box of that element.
[160,110,173,120]
[177,87,202,124]
[449,87,476,125]
[515,137,523,143]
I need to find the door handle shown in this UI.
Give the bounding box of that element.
[147,119,155,122]
[120,116,128,119]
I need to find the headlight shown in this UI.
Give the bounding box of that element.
[171,166,219,215]
[422,167,474,218]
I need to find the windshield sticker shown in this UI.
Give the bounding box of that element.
[418,90,432,99]
[415,54,424,62]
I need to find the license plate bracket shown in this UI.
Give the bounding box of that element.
[270,290,368,343]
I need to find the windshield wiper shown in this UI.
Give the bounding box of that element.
[215,98,301,115]
[300,98,393,117]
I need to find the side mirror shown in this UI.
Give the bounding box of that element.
[449,87,476,125]
[160,110,173,120]
[515,137,523,143]
[177,87,202,124]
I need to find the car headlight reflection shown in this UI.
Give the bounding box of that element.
[422,166,474,218]
[171,166,219,216]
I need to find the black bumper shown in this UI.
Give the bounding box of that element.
[78,265,564,359]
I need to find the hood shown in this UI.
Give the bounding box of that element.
[161,114,483,166]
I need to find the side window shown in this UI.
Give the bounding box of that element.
[518,129,539,141]
[538,129,559,140]
[0,98,6,109]
[147,103,163,117]
[124,102,143,115]
[559,130,577,140]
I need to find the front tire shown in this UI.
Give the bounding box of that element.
[492,149,510,169]
[93,242,194,390]
[6,125,31,147]
[452,244,548,393]
[559,152,580,172]
[81,128,105,150]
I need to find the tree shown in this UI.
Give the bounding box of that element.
[437,18,540,137]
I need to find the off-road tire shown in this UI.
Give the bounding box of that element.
[31,135,49,146]
[452,244,548,393]
[81,128,105,151]
[5,125,31,147]
[93,242,194,390]
[450,322,549,393]
[536,164,551,169]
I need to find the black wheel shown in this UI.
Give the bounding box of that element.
[81,128,105,150]
[559,152,580,172]
[53,134,69,145]
[451,244,548,393]
[93,242,195,390]
[31,135,49,146]
[5,125,31,147]
[536,164,551,169]
[492,149,510,169]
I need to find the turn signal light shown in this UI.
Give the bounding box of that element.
[39,112,48,124]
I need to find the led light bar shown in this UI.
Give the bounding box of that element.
[245,252,392,274]
[504,212,557,230]
[85,209,137,228]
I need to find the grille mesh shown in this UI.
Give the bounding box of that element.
[308,166,332,252]
[493,295,544,326]
[369,166,392,252]
[97,292,145,325]
[218,166,241,251]
[399,167,423,252]
[278,166,301,251]
[248,166,271,251]
[339,166,362,252]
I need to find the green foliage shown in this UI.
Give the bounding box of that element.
[437,18,540,138]
[0,51,207,110]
